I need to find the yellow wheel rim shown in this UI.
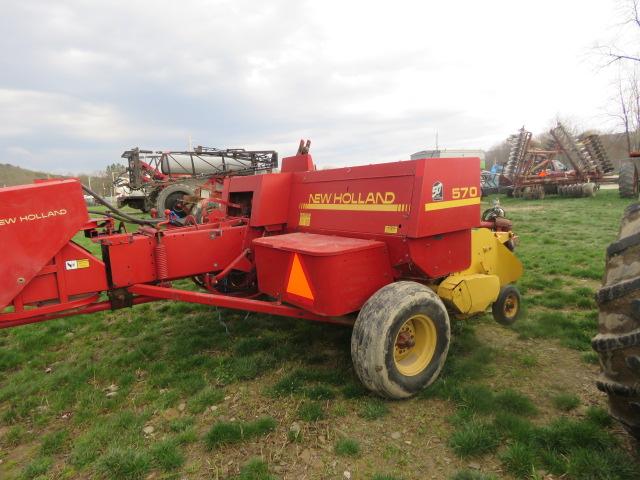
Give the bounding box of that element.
[503,293,519,319]
[393,314,437,377]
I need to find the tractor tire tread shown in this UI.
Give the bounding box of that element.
[596,378,640,397]
[596,276,640,305]
[592,328,640,352]
[607,231,640,258]
[594,204,640,440]
[619,162,639,199]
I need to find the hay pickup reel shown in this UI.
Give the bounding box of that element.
[0,143,523,398]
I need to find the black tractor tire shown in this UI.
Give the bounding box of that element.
[155,184,195,214]
[619,162,639,199]
[492,285,522,326]
[593,203,640,439]
[350,281,451,399]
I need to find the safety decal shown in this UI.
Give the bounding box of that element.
[299,212,311,227]
[286,253,314,300]
[65,259,90,270]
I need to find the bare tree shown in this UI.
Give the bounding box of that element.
[618,75,633,152]
[601,0,640,65]
[485,139,511,169]
[598,1,640,153]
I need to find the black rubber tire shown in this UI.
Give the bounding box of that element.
[492,285,522,326]
[155,183,195,213]
[619,162,639,199]
[350,281,451,399]
[593,202,640,440]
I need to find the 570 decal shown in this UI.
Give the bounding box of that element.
[452,186,479,199]
[425,184,481,212]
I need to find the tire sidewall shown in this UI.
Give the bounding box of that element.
[493,285,521,326]
[156,184,194,212]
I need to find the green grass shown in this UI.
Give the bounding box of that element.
[20,457,52,480]
[297,401,325,421]
[187,386,225,414]
[2,425,27,447]
[235,458,277,480]
[358,398,389,420]
[1,190,639,479]
[499,442,536,478]
[450,471,498,480]
[448,420,501,457]
[267,366,348,398]
[335,437,361,457]
[494,389,537,416]
[486,191,629,353]
[494,411,636,479]
[552,393,580,411]
[150,439,185,470]
[586,406,614,427]
[39,429,68,455]
[492,412,534,443]
[95,448,151,480]
[204,417,277,449]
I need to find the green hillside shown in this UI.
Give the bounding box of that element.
[0,163,60,187]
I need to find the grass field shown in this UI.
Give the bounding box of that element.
[1,191,639,479]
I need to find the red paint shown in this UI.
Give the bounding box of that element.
[253,233,394,316]
[0,179,89,308]
[0,153,486,329]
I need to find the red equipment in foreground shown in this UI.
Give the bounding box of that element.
[0,147,523,398]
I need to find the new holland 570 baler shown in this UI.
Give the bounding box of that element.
[0,147,523,398]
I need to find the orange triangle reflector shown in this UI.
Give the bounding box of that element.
[286,253,314,300]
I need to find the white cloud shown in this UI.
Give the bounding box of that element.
[0,88,180,142]
[0,0,631,172]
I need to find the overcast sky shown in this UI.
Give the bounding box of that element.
[0,0,636,173]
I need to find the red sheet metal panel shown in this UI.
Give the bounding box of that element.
[407,230,472,278]
[0,179,89,309]
[253,232,393,316]
[19,242,107,305]
[279,157,480,279]
[106,225,247,287]
[287,161,416,237]
[224,173,292,227]
[286,157,480,239]
[411,157,481,237]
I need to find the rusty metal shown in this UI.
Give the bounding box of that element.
[396,331,416,349]
[505,122,617,197]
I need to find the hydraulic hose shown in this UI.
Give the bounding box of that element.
[82,184,162,226]
[87,209,131,224]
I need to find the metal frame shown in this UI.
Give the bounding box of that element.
[121,147,278,190]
